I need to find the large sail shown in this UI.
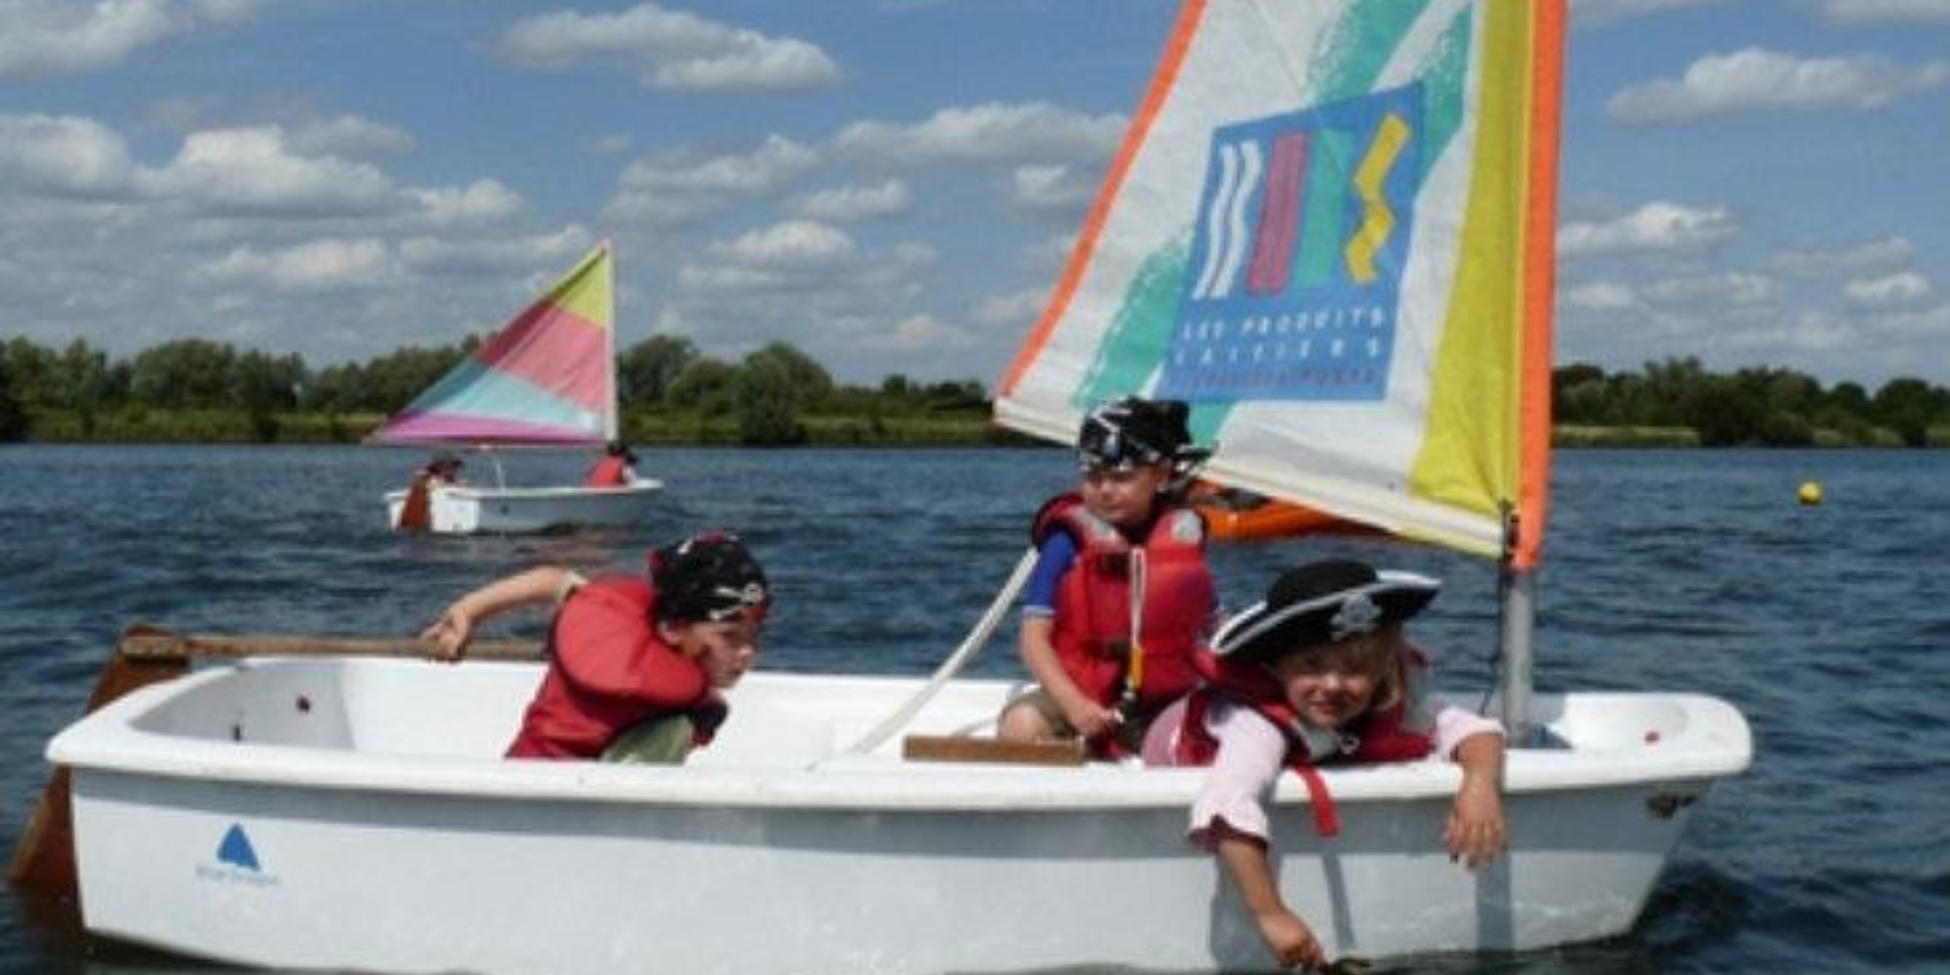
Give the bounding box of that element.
[372,243,618,446]
[995,0,1562,568]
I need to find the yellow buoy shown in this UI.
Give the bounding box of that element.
[1797,481,1823,506]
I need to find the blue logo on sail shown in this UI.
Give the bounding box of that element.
[217,823,261,871]
[1158,84,1423,403]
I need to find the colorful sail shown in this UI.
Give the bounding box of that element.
[996,0,1562,568]
[372,244,617,446]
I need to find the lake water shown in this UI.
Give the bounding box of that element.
[2,445,1946,975]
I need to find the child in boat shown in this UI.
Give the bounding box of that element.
[420,530,771,763]
[585,439,638,487]
[996,395,1217,759]
[1142,559,1507,970]
[395,452,466,531]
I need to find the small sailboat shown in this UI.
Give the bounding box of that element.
[23,4,1751,974]
[372,243,660,534]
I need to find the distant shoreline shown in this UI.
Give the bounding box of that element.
[7,408,1946,449]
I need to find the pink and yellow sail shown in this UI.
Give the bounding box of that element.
[372,244,617,446]
[995,0,1562,568]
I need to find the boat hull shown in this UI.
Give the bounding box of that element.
[383,480,661,534]
[51,662,1752,975]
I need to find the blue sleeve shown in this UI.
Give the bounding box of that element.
[1022,531,1077,616]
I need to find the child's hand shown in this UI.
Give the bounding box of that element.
[1252,906,1324,970]
[419,604,474,662]
[1058,693,1121,740]
[1444,776,1506,868]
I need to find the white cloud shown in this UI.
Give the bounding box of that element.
[0,0,174,77]
[1643,271,1779,306]
[198,238,398,292]
[1821,0,1950,24]
[289,115,414,157]
[142,126,395,215]
[406,180,524,226]
[1570,0,1736,28]
[396,228,595,276]
[1561,281,1639,312]
[973,287,1049,329]
[1010,164,1096,215]
[707,220,856,268]
[1608,48,1950,123]
[1558,202,1738,258]
[0,113,139,197]
[884,312,980,352]
[1773,236,1916,278]
[496,3,839,92]
[604,135,819,226]
[835,101,1126,165]
[795,179,911,221]
[1844,271,1934,305]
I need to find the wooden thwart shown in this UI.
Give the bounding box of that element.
[118,630,541,662]
[902,734,1087,767]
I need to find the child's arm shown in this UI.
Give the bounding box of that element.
[1444,731,1507,868]
[1018,616,1119,738]
[1214,825,1325,970]
[421,566,576,661]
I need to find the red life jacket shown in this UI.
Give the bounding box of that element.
[505,576,727,759]
[585,455,631,487]
[1172,647,1433,836]
[1035,493,1215,717]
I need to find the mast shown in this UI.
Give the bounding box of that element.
[601,239,619,444]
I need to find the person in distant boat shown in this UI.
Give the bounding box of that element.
[995,395,1217,759]
[584,439,638,488]
[395,451,466,531]
[1142,559,1507,970]
[419,530,771,764]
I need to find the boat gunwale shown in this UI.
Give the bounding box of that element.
[48,661,1753,812]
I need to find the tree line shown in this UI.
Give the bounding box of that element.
[1554,357,1949,447]
[2,333,1946,446]
[0,333,993,445]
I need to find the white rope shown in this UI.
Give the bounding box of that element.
[840,547,1039,756]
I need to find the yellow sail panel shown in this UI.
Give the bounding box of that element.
[995,0,1565,563]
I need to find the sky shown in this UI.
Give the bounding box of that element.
[1,0,1946,389]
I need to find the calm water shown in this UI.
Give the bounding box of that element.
[2,445,1946,975]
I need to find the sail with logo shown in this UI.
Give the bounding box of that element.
[997,0,1553,560]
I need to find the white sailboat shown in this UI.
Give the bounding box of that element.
[29,3,1751,973]
[373,243,661,534]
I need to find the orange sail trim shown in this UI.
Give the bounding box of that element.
[998,0,1209,398]
[1512,0,1565,571]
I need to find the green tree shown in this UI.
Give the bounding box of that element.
[666,358,739,414]
[1,337,56,408]
[1871,377,1942,447]
[0,371,27,441]
[734,350,807,445]
[745,341,833,408]
[129,339,238,408]
[617,335,699,407]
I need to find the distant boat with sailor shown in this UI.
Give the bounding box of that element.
[371,242,661,534]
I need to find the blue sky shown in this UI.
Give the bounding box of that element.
[1,0,1946,388]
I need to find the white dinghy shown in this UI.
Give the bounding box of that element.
[48,653,1748,975]
[373,243,661,535]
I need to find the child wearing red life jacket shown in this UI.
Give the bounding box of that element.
[1141,559,1507,970]
[996,396,1218,759]
[419,531,770,763]
[584,440,638,488]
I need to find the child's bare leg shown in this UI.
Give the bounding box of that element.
[997,699,1057,742]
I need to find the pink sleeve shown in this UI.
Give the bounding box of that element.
[1187,701,1287,846]
[1430,704,1505,758]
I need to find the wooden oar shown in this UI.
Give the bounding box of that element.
[116,630,542,662]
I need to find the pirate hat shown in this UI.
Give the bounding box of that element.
[1213,559,1440,663]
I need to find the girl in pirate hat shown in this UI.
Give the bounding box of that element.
[1143,558,1507,970]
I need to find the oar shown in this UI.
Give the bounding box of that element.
[116,630,542,662]
[839,547,1038,756]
